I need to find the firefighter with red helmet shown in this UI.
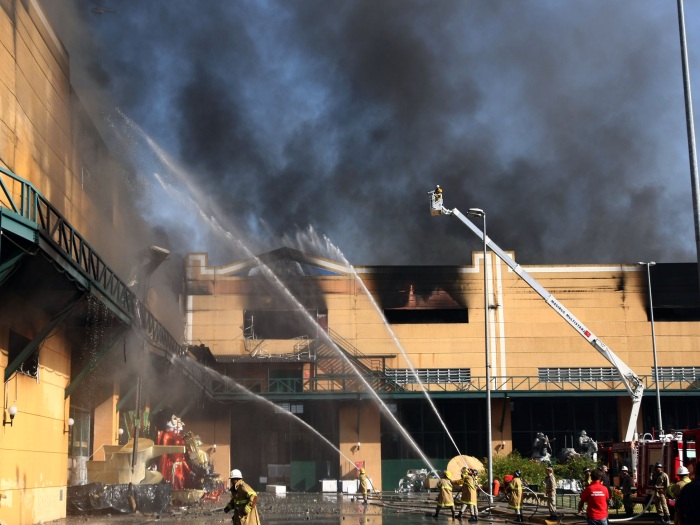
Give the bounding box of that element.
[456,467,479,522]
[652,462,671,523]
[224,469,260,525]
[506,470,524,522]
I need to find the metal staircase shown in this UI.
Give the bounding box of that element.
[314,329,402,393]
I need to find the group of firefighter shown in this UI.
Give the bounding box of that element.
[216,462,699,525]
[578,461,697,525]
[428,461,699,525]
[432,466,486,522]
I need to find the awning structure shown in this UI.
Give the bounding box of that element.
[0,166,207,405]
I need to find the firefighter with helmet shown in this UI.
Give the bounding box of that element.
[652,462,671,524]
[456,466,479,522]
[620,466,634,517]
[358,467,369,504]
[433,470,456,519]
[506,470,524,522]
[669,465,691,525]
[224,469,260,525]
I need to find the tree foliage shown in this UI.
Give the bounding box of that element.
[486,451,598,490]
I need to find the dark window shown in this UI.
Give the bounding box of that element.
[384,308,468,324]
[647,263,700,321]
[8,330,39,379]
[244,309,328,339]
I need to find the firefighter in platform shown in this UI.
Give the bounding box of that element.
[506,470,524,522]
[224,469,260,525]
[544,466,557,520]
[433,470,456,519]
[668,466,691,525]
[457,467,479,522]
[358,468,369,504]
[651,462,671,524]
[619,466,634,517]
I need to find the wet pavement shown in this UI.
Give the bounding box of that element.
[45,492,665,525]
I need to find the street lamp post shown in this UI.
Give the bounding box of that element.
[639,261,663,436]
[468,208,493,508]
[130,245,170,474]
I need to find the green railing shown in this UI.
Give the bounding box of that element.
[0,166,184,359]
[203,373,699,399]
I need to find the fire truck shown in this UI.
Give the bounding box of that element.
[599,428,699,501]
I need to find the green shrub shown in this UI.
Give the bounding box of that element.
[485,451,598,490]
[551,455,597,482]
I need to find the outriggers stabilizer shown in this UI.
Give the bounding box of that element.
[428,188,644,442]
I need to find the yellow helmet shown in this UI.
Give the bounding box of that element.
[444,470,452,479]
[360,468,366,474]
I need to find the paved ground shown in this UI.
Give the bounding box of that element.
[44,492,664,525]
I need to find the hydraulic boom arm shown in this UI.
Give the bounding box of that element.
[429,189,643,442]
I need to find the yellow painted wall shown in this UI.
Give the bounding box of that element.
[0,0,145,278]
[93,392,120,461]
[183,410,231,480]
[1,1,166,522]
[338,402,382,490]
[0,298,72,524]
[186,252,700,385]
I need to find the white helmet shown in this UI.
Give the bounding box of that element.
[678,466,690,476]
[620,466,628,472]
[230,469,243,479]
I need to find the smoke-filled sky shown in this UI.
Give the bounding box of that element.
[39,0,700,266]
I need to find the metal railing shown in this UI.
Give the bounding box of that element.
[0,166,184,359]
[201,373,699,399]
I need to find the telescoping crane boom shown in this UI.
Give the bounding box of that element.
[428,188,644,442]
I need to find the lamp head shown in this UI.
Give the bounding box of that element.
[4,405,18,426]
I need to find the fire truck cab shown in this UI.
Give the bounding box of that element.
[600,429,698,502]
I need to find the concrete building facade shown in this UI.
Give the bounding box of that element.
[184,249,700,491]
[1,1,207,522]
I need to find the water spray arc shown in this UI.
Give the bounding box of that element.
[319,237,471,466]
[111,112,438,476]
[234,244,438,476]
[180,357,356,465]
